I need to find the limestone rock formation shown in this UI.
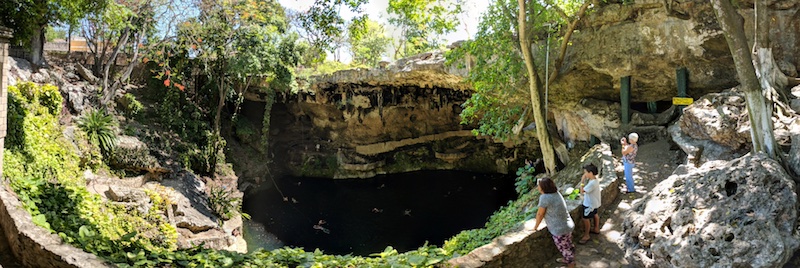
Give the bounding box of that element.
[623,154,799,268]
[85,170,246,253]
[552,0,800,104]
[678,90,750,149]
[238,50,538,179]
[790,134,800,177]
[672,88,800,166]
[109,135,167,173]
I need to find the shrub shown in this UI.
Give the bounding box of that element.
[117,93,144,117]
[234,117,258,144]
[8,82,63,116]
[77,110,118,157]
[514,162,536,196]
[205,179,247,221]
[442,194,535,256]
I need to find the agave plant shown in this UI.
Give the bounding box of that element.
[77,110,118,157]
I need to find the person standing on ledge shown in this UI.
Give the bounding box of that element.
[578,163,601,244]
[621,132,639,193]
[533,177,576,268]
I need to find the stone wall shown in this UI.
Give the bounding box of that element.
[0,26,110,268]
[448,144,621,268]
[1,26,7,176]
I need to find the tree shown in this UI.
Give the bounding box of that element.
[0,0,105,66]
[149,0,303,173]
[348,19,391,67]
[293,0,368,65]
[710,0,780,160]
[387,0,462,59]
[451,0,590,175]
[45,26,67,42]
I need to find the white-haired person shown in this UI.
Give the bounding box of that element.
[620,133,639,193]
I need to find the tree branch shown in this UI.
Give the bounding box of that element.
[548,0,592,86]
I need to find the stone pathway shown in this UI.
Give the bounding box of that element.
[543,140,683,268]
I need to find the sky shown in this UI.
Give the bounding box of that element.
[278,0,491,62]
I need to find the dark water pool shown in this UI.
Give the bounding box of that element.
[242,170,516,256]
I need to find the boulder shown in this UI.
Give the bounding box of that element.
[104,185,152,215]
[152,172,244,252]
[668,123,745,166]
[790,134,800,177]
[75,63,98,84]
[30,69,48,84]
[105,185,149,203]
[623,154,799,268]
[678,90,750,149]
[791,99,800,114]
[63,84,86,113]
[550,1,800,104]
[551,98,622,144]
[7,57,33,86]
[109,135,167,173]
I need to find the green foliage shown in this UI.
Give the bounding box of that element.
[298,60,362,77]
[348,19,391,67]
[442,193,535,256]
[295,0,369,57]
[387,0,462,59]
[117,93,143,117]
[447,0,570,141]
[0,0,105,45]
[77,109,118,157]
[7,82,63,150]
[9,82,63,116]
[4,82,470,268]
[45,26,67,42]
[514,163,536,196]
[206,179,247,221]
[3,82,179,266]
[567,188,580,200]
[261,89,275,153]
[234,118,258,144]
[146,1,304,177]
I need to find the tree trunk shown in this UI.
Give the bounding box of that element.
[30,25,46,66]
[67,25,72,54]
[518,0,557,175]
[100,27,132,108]
[711,0,778,160]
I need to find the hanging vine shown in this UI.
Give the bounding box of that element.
[261,90,276,154]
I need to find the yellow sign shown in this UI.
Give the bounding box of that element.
[673,97,693,105]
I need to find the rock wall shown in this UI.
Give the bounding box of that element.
[0,186,111,268]
[448,144,620,268]
[549,0,800,144]
[552,0,800,104]
[623,154,800,267]
[241,51,539,179]
[670,87,800,166]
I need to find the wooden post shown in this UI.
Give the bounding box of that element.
[620,76,631,124]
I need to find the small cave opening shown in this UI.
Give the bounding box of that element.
[242,170,517,256]
[630,101,674,114]
[724,181,737,197]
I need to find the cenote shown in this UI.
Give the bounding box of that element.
[242,170,517,256]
